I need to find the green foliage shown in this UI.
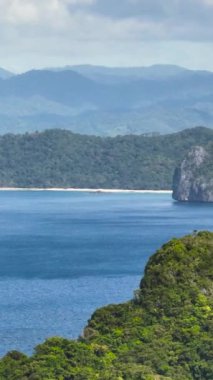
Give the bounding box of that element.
[0,127,212,189]
[0,231,212,379]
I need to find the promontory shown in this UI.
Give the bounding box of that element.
[172,144,213,202]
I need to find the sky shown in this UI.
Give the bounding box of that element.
[0,0,213,72]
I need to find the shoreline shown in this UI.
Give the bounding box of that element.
[0,187,172,194]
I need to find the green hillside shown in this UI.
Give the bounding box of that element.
[0,231,212,379]
[0,126,212,189]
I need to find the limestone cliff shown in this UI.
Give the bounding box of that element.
[172,145,213,202]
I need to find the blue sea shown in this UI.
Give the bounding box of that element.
[0,191,212,356]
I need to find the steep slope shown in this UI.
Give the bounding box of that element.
[0,70,104,107]
[173,144,213,202]
[0,231,212,379]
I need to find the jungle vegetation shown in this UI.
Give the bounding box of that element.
[0,231,212,379]
[0,126,212,189]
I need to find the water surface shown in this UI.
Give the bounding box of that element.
[0,191,212,356]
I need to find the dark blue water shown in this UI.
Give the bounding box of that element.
[0,191,212,356]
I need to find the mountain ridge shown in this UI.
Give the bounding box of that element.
[0,65,213,136]
[0,67,14,80]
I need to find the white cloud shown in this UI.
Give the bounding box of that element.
[5,0,38,24]
[203,0,213,5]
[0,0,95,24]
[0,0,212,71]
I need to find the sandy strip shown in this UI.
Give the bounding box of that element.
[0,187,172,194]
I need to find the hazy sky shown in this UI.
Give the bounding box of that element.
[0,0,213,72]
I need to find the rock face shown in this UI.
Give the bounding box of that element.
[172,145,213,202]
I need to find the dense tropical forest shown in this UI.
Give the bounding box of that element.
[0,126,212,189]
[0,231,212,379]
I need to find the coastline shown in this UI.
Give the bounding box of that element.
[0,187,172,194]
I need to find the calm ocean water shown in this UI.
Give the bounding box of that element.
[0,191,212,356]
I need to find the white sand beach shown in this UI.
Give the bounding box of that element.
[0,187,172,193]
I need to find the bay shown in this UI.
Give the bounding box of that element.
[0,191,212,356]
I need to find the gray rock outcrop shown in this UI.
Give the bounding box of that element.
[172,145,213,202]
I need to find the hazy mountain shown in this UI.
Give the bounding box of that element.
[0,67,14,79]
[0,70,103,105]
[0,65,213,135]
[50,64,188,84]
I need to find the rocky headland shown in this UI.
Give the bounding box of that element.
[172,144,213,202]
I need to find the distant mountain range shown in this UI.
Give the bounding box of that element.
[0,64,213,135]
[50,64,188,84]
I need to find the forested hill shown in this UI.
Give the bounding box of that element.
[0,126,212,189]
[0,231,212,379]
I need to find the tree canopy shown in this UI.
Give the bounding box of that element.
[0,231,212,379]
[0,126,212,189]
